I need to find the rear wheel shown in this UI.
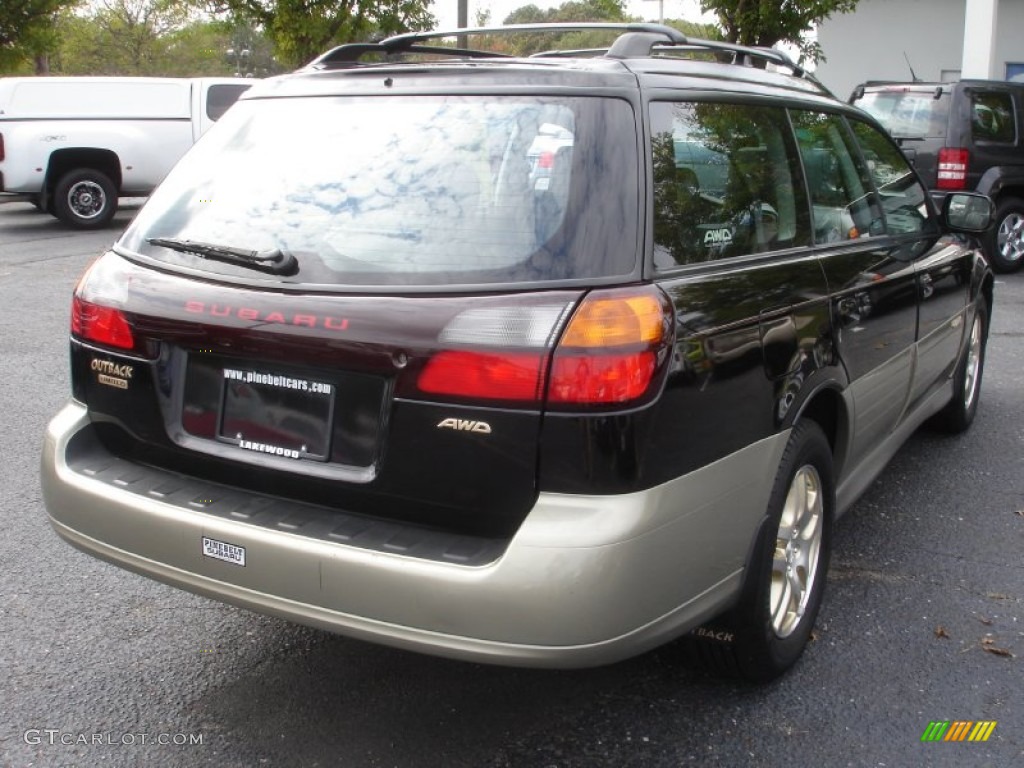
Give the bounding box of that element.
[931,300,987,433]
[986,197,1024,273]
[53,169,117,229]
[687,421,833,682]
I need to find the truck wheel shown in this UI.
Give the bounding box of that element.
[931,299,987,433]
[53,169,117,229]
[685,421,833,682]
[986,197,1024,273]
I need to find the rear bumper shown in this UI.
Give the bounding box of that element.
[42,401,787,667]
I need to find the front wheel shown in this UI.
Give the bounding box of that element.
[53,169,117,229]
[687,421,834,683]
[931,300,988,433]
[985,197,1024,273]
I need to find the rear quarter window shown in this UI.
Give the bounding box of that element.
[650,101,811,268]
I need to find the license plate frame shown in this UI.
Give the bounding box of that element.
[217,365,336,462]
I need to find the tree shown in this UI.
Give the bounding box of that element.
[700,0,858,62]
[212,0,435,69]
[0,0,79,73]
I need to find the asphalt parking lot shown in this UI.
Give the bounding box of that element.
[1,201,1022,767]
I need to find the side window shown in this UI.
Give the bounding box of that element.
[790,110,884,244]
[650,101,811,267]
[970,90,1016,143]
[206,84,251,122]
[848,118,938,237]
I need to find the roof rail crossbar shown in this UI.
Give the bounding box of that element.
[306,23,833,96]
[309,42,512,68]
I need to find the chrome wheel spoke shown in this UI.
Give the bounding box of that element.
[769,464,824,638]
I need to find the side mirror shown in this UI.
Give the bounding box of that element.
[942,192,994,233]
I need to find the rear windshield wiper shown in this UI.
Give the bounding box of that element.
[147,237,298,276]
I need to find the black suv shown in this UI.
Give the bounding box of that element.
[852,79,1024,272]
[42,24,995,682]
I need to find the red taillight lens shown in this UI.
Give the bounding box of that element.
[415,288,671,408]
[418,350,546,402]
[548,289,669,405]
[537,151,555,169]
[71,295,135,350]
[937,147,969,190]
[549,351,657,403]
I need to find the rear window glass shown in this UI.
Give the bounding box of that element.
[854,89,950,138]
[970,90,1016,142]
[120,95,639,288]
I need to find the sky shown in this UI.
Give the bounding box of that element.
[430,0,714,28]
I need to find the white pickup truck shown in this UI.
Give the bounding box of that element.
[0,77,251,228]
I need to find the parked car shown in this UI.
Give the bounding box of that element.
[42,24,994,683]
[0,77,252,228]
[851,79,1024,272]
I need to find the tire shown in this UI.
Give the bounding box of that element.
[985,196,1024,273]
[686,421,834,683]
[931,300,988,434]
[53,169,117,229]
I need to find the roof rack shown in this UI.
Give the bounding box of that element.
[306,23,832,95]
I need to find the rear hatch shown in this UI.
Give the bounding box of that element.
[851,84,951,188]
[70,86,656,540]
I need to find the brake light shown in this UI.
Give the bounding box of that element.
[418,351,546,401]
[549,289,670,404]
[537,151,555,169]
[415,288,672,407]
[71,295,135,350]
[937,147,969,190]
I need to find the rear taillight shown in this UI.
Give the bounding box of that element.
[549,290,669,405]
[537,151,555,169]
[416,287,672,408]
[937,147,969,190]
[71,295,135,350]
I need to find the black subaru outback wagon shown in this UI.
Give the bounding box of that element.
[43,24,994,682]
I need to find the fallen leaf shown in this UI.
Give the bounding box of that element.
[983,646,1014,658]
[934,626,950,639]
[977,616,994,626]
[982,636,995,646]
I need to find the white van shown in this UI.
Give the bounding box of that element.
[0,77,251,228]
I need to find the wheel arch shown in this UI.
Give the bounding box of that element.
[790,384,849,491]
[45,149,122,197]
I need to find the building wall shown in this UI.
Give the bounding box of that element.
[994,1,1024,81]
[815,0,965,99]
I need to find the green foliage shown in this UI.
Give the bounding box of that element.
[40,1,280,77]
[699,0,859,62]
[499,0,627,55]
[0,0,79,72]
[216,0,435,69]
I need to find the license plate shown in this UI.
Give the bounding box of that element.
[218,366,335,461]
[202,536,246,566]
